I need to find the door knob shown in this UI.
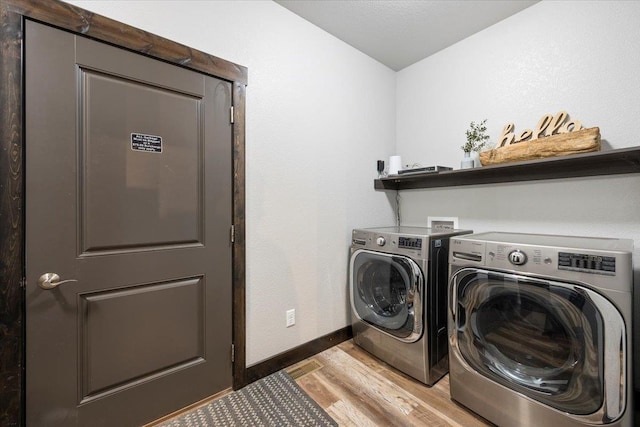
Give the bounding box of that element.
[38,273,78,290]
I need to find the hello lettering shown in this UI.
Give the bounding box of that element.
[497,111,583,148]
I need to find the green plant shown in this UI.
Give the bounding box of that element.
[461,119,490,153]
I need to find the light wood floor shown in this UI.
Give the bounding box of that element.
[152,339,638,426]
[286,339,492,427]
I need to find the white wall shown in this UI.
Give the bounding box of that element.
[68,0,396,365]
[396,0,640,387]
[65,0,640,379]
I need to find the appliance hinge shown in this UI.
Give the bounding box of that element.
[230,106,235,124]
[231,343,235,363]
[20,277,26,289]
[230,224,235,243]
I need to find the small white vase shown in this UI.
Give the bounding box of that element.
[471,151,481,167]
[460,152,474,169]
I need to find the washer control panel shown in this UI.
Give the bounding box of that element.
[398,236,423,249]
[351,229,426,257]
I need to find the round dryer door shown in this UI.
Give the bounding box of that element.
[450,268,626,422]
[349,249,423,342]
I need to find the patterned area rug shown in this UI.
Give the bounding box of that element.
[158,371,337,427]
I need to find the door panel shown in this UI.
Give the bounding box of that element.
[26,20,232,426]
[80,68,203,252]
[79,277,204,400]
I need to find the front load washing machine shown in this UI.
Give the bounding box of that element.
[448,232,634,427]
[349,226,472,385]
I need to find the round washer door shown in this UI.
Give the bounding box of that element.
[349,249,423,342]
[450,268,626,423]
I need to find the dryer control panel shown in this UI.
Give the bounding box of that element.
[558,252,616,275]
[449,232,633,291]
[450,239,619,277]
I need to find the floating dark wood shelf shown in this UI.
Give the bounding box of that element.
[375,146,640,191]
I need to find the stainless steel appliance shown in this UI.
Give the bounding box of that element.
[349,226,472,385]
[449,232,634,427]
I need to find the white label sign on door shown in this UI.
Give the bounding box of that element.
[131,133,163,153]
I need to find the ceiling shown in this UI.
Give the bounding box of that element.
[274,0,539,71]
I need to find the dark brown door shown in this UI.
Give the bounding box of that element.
[25,20,232,426]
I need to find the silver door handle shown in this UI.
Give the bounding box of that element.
[38,273,78,290]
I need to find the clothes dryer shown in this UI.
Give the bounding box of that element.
[448,232,634,427]
[349,226,471,385]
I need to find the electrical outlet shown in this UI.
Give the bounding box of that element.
[286,309,295,327]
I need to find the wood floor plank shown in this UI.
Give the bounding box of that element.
[304,371,380,426]
[316,348,444,426]
[360,358,487,426]
[338,341,485,425]
[297,372,341,408]
[308,360,408,424]
[294,340,493,427]
[327,399,379,427]
[317,347,417,415]
[287,359,324,380]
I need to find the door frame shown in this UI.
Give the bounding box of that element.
[0,1,248,424]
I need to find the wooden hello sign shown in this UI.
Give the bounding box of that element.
[497,111,582,147]
[480,110,601,166]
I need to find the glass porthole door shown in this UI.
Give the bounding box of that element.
[450,268,626,422]
[349,249,423,342]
